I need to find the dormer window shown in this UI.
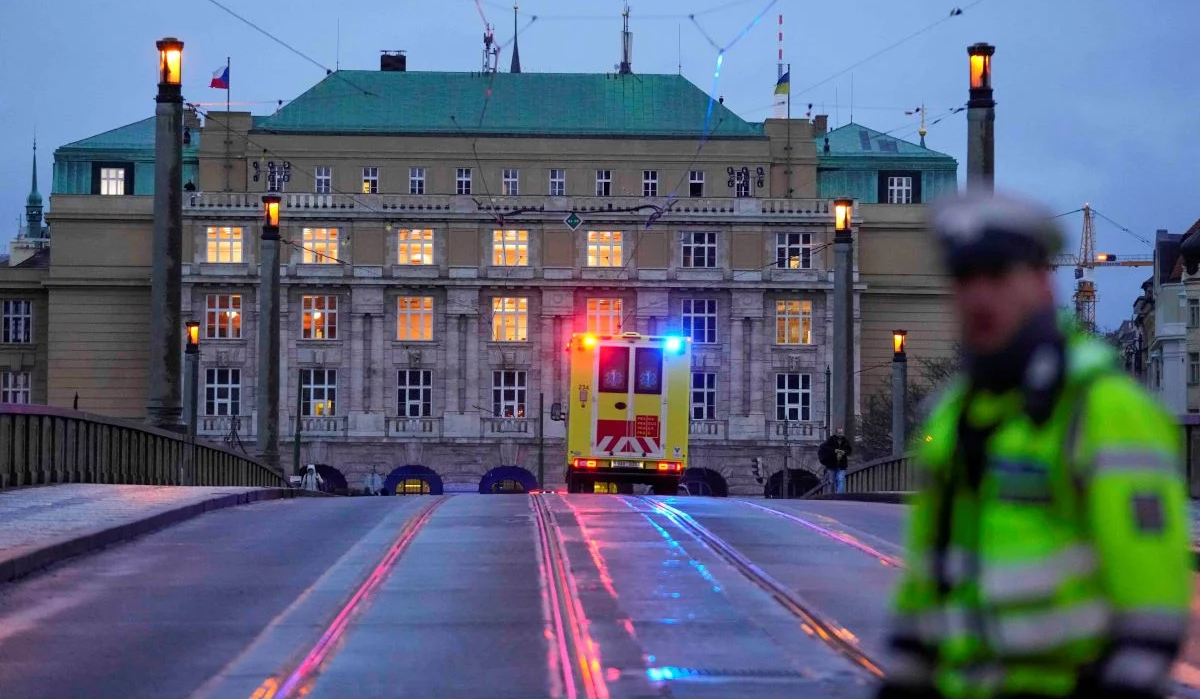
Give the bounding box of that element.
[92,163,134,195]
[878,170,921,204]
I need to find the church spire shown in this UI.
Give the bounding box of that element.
[509,3,521,73]
[25,139,44,236]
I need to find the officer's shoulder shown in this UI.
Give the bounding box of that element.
[1078,369,1176,433]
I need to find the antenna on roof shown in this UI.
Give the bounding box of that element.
[618,3,633,75]
[482,22,499,72]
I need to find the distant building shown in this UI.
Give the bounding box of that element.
[16,58,961,492]
[0,143,50,404]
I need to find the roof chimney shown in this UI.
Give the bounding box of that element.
[813,114,828,136]
[381,50,407,72]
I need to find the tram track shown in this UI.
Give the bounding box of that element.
[531,492,612,699]
[241,495,448,699]
[738,500,905,568]
[634,496,885,680]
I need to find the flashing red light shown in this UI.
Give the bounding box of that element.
[573,458,599,469]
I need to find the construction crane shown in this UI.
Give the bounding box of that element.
[1049,204,1154,333]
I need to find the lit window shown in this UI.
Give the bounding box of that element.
[689,170,704,197]
[887,176,914,204]
[549,169,566,197]
[206,227,243,264]
[682,231,717,268]
[775,373,811,422]
[492,370,527,418]
[362,167,379,194]
[503,168,519,196]
[301,228,338,264]
[586,230,622,267]
[776,232,812,270]
[204,368,241,416]
[100,168,125,196]
[682,299,717,344]
[398,229,434,265]
[315,166,332,194]
[302,295,338,340]
[491,297,528,342]
[456,168,472,195]
[492,230,528,267]
[205,294,242,339]
[409,167,425,195]
[586,298,623,335]
[397,297,434,341]
[596,170,612,197]
[643,170,659,197]
[300,369,337,416]
[691,372,716,420]
[397,370,433,417]
[0,371,31,404]
[1,300,33,344]
[776,300,813,345]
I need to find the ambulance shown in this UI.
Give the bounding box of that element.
[564,332,691,494]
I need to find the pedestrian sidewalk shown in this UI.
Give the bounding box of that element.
[0,484,293,582]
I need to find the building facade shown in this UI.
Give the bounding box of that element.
[32,63,958,493]
[1131,225,1200,416]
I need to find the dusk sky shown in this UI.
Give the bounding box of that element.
[1,0,1195,330]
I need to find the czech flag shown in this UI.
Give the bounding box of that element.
[210,65,229,89]
[774,71,790,95]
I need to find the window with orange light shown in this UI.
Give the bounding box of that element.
[586,298,623,334]
[491,297,528,342]
[205,294,242,339]
[586,230,623,267]
[775,299,813,345]
[397,229,434,265]
[492,230,528,266]
[205,226,243,263]
[302,295,338,340]
[301,228,339,264]
[396,296,434,341]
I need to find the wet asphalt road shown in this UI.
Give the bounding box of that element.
[0,494,1197,699]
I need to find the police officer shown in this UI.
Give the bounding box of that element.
[876,191,1192,699]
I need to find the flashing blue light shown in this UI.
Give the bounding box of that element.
[664,336,684,353]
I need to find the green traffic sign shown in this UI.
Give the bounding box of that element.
[564,212,582,231]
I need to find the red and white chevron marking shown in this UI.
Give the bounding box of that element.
[596,435,659,455]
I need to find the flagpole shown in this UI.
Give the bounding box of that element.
[223,56,232,192]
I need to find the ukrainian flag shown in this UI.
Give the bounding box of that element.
[774,71,790,95]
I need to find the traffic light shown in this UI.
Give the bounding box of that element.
[752,457,764,484]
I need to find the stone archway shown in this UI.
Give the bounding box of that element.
[765,469,820,498]
[382,465,444,495]
[313,464,349,495]
[679,468,729,497]
[478,466,538,494]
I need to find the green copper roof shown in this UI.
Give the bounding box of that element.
[817,122,954,161]
[253,71,766,138]
[59,117,157,151]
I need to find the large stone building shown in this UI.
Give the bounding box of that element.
[19,57,959,493]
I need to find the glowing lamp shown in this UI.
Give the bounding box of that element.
[156,38,184,87]
[834,199,853,232]
[892,329,907,356]
[664,336,684,353]
[186,321,200,350]
[582,334,597,348]
[262,194,281,228]
[968,43,994,91]
[1096,253,1114,262]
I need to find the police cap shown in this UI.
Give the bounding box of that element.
[929,190,1065,279]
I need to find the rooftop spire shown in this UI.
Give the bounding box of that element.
[618,4,632,75]
[26,139,41,209]
[509,3,521,73]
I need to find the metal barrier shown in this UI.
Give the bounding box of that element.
[0,404,287,490]
[802,452,916,498]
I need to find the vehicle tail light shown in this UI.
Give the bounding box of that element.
[573,458,599,469]
[657,462,682,471]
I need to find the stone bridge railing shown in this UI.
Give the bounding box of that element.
[0,404,288,490]
[802,451,916,499]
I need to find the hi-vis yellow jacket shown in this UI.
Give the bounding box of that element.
[886,329,1192,699]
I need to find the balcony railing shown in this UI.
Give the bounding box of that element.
[689,420,727,440]
[387,417,441,437]
[197,415,255,438]
[184,192,837,220]
[483,417,536,435]
[291,415,349,435]
[768,421,826,441]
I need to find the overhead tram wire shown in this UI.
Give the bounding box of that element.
[201,0,379,97]
[472,0,763,21]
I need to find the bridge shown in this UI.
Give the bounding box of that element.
[4,404,1200,699]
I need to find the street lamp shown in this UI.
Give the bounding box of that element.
[966,42,996,191]
[892,330,908,456]
[831,197,856,444]
[257,194,283,473]
[184,322,200,439]
[147,37,187,432]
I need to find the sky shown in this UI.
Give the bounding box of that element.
[1,0,1196,331]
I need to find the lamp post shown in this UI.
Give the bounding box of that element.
[184,322,200,438]
[966,42,996,192]
[147,37,186,432]
[891,330,908,456]
[831,198,856,443]
[257,194,282,473]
